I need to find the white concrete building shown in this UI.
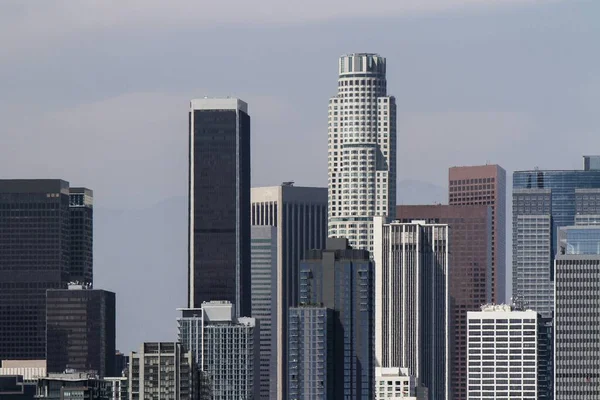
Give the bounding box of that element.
[177,301,259,400]
[375,367,424,399]
[327,53,397,253]
[466,304,547,400]
[373,217,450,400]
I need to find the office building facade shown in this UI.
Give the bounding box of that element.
[327,53,397,253]
[373,218,450,400]
[555,225,600,399]
[250,225,277,399]
[251,184,327,399]
[467,305,550,400]
[129,342,196,400]
[46,285,116,377]
[177,301,259,400]
[287,307,333,400]
[449,164,506,304]
[0,180,92,360]
[396,205,492,400]
[188,98,251,317]
[68,188,93,285]
[294,238,374,399]
[513,156,600,316]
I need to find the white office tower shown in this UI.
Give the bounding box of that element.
[373,217,449,400]
[328,53,397,252]
[375,367,426,400]
[466,305,550,400]
[177,301,259,400]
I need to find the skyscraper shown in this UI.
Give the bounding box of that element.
[250,225,277,399]
[250,184,327,399]
[396,205,492,400]
[513,156,600,316]
[292,238,374,399]
[449,164,506,304]
[68,188,93,285]
[467,305,551,400]
[0,180,92,361]
[327,53,397,252]
[287,307,333,400]
[128,342,197,400]
[188,98,251,317]
[373,217,450,400]
[554,225,600,399]
[176,302,259,400]
[46,285,116,378]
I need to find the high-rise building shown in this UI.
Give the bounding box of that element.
[46,285,116,378]
[251,184,327,399]
[68,188,93,285]
[0,180,92,360]
[373,217,450,400]
[513,156,600,316]
[449,164,506,304]
[396,205,492,400]
[327,53,397,253]
[250,225,277,399]
[177,301,259,400]
[554,224,600,399]
[188,98,251,317]
[287,307,333,400]
[467,305,551,400]
[293,238,374,399]
[128,342,197,400]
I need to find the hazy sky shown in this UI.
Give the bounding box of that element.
[1,0,599,351]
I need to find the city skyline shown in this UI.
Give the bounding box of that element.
[1,1,597,354]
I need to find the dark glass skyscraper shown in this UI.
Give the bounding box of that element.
[513,156,600,316]
[188,98,251,317]
[68,188,93,285]
[290,238,374,399]
[46,286,116,377]
[0,180,91,360]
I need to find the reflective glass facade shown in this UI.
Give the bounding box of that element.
[68,188,93,285]
[46,288,116,378]
[288,307,333,400]
[513,164,600,316]
[292,238,373,399]
[0,180,92,361]
[188,99,251,317]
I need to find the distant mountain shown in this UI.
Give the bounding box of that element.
[397,179,447,205]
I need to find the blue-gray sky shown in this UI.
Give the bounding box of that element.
[1,0,598,352]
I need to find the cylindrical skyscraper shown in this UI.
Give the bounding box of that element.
[327,53,397,252]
